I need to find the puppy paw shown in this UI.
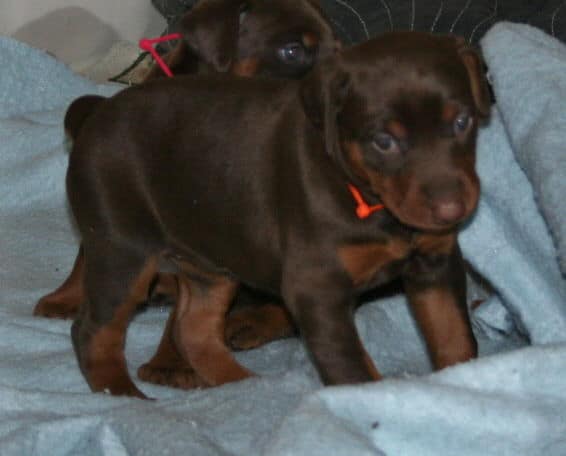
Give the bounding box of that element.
[225,304,296,351]
[33,296,78,319]
[137,362,208,390]
[225,320,266,351]
[97,378,148,399]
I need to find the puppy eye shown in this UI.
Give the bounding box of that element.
[277,43,307,64]
[371,133,400,155]
[453,112,472,135]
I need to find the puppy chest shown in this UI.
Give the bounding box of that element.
[338,238,411,288]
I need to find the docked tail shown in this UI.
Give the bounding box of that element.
[64,95,105,139]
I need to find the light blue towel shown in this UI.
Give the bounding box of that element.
[459,23,566,345]
[0,22,565,455]
[482,24,566,277]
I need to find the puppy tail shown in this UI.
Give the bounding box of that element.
[64,95,105,139]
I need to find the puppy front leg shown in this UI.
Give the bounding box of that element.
[283,278,380,385]
[403,239,477,370]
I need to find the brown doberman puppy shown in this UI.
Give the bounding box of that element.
[33,0,337,386]
[146,0,336,79]
[65,31,490,398]
[34,0,337,316]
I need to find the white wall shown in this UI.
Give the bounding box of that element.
[0,0,166,64]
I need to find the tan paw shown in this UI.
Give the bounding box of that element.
[33,296,78,319]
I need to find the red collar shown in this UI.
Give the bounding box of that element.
[348,184,384,219]
[139,33,183,77]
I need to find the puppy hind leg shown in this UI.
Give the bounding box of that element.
[34,245,85,319]
[137,298,207,390]
[173,272,254,387]
[72,247,158,398]
[147,272,178,305]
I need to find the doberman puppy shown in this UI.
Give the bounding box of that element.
[146,0,335,79]
[33,0,337,386]
[65,32,490,397]
[34,0,337,316]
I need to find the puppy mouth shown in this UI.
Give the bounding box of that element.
[365,169,480,232]
[379,192,479,233]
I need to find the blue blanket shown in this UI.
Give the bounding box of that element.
[1,23,565,455]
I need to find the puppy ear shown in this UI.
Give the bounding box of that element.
[301,60,350,159]
[457,45,491,117]
[300,58,350,140]
[301,60,353,175]
[181,0,246,72]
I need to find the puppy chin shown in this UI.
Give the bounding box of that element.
[398,213,462,233]
[376,181,479,232]
[380,198,473,233]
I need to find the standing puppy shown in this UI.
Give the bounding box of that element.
[35,0,337,317]
[66,32,490,398]
[34,0,338,386]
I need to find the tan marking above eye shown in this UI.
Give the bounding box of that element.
[441,102,460,123]
[385,120,407,140]
[338,239,409,286]
[302,32,319,48]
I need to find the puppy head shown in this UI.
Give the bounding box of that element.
[302,32,491,232]
[181,0,339,77]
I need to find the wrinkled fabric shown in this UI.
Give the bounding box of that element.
[0,23,565,455]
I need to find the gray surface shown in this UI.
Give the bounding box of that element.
[153,0,566,45]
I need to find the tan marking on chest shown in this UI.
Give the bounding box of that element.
[413,232,457,255]
[338,239,410,286]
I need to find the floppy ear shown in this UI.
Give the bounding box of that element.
[300,58,350,157]
[181,0,246,72]
[457,45,492,118]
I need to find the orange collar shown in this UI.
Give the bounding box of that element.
[140,36,384,220]
[348,184,385,219]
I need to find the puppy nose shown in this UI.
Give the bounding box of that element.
[423,178,467,225]
[432,200,466,225]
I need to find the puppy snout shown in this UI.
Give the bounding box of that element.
[432,199,466,225]
[423,179,467,225]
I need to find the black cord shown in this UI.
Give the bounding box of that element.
[107,51,150,85]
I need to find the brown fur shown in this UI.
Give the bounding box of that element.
[64,32,489,397]
[34,0,338,390]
